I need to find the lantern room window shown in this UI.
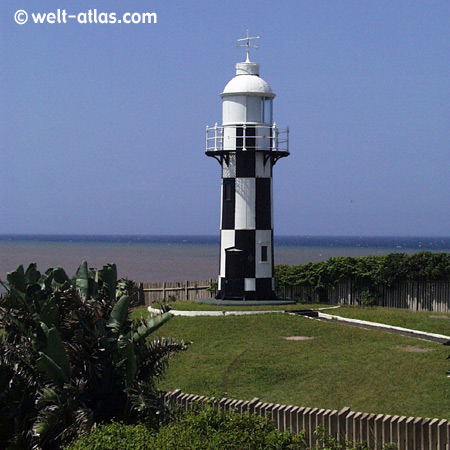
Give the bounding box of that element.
[262,97,273,124]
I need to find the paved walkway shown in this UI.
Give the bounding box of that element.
[315,312,450,344]
[148,306,450,344]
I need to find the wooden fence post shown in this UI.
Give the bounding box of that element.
[345,411,355,446]
[155,392,450,448]
[437,418,447,450]
[308,407,319,446]
[374,414,384,450]
[413,417,422,448]
[289,406,299,434]
[421,418,431,450]
[338,407,351,445]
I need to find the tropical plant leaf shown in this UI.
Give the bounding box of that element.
[0,360,12,392]
[87,267,99,300]
[75,261,89,300]
[39,296,60,329]
[132,312,173,343]
[40,324,71,378]
[107,295,130,333]
[135,337,190,382]
[6,265,26,293]
[36,386,61,409]
[24,263,40,286]
[98,263,117,301]
[52,266,70,286]
[117,334,137,383]
[36,352,70,386]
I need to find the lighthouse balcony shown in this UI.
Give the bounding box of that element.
[206,123,289,156]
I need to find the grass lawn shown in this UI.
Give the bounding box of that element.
[147,313,450,420]
[329,306,450,336]
[144,300,333,312]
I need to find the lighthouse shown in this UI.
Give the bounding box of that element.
[206,33,289,301]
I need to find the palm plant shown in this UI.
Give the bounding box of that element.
[0,262,188,449]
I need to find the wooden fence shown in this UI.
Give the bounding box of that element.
[283,281,450,313]
[141,279,214,304]
[140,279,450,312]
[165,390,450,450]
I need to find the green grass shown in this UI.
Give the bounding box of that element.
[131,305,153,320]
[150,313,450,420]
[146,300,332,312]
[329,306,450,336]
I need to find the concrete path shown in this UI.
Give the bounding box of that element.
[315,312,450,344]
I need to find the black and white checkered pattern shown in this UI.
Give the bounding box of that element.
[217,151,276,300]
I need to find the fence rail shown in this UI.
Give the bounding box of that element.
[284,281,450,313]
[141,279,214,304]
[165,390,450,450]
[140,279,450,312]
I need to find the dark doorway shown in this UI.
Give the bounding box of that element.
[224,248,245,298]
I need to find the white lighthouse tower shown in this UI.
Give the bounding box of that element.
[206,33,289,301]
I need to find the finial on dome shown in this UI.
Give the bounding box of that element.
[237,30,259,62]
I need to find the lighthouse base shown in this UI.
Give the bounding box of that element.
[217,277,277,301]
[216,292,277,301]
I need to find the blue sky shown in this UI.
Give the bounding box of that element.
[1,0,449,236]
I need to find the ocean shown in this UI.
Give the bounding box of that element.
[1,235,449,283]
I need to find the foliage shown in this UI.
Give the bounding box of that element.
[148,406,307,449]
[65,422,155,450]
[206,280,218,295]
[275,252,450,300]
[66,413,398,450]
[0,262,189,449]
[116,278,141,304]
[357,289,379,307]
[311,425,372,450]
[311,426,397,450]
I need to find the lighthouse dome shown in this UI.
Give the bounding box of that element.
[221,61,275,98]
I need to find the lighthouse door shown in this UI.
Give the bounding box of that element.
[224,248,245,298]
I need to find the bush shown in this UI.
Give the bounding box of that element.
[149,406,307,449]
[0,262,188,449]
[358,288,379,307]
[65,422,154,450]
[67,410,397,450]
[275,252,450,296]
[67,407,307,449]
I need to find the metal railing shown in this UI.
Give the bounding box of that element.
[206,123,289,153]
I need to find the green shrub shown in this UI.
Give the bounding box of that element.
[66,407,307,449]
[149,406,307,449]
[275,252,450,295]
[65,422,154,450]
[358,288,379,307]
[0,262,188,449]
[67,411,397,450]
[206,280,218,295]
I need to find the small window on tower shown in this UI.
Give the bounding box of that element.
[261,245,268,262]
[224,182,233,201]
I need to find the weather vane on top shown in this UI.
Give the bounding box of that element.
[237,30,259,62]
